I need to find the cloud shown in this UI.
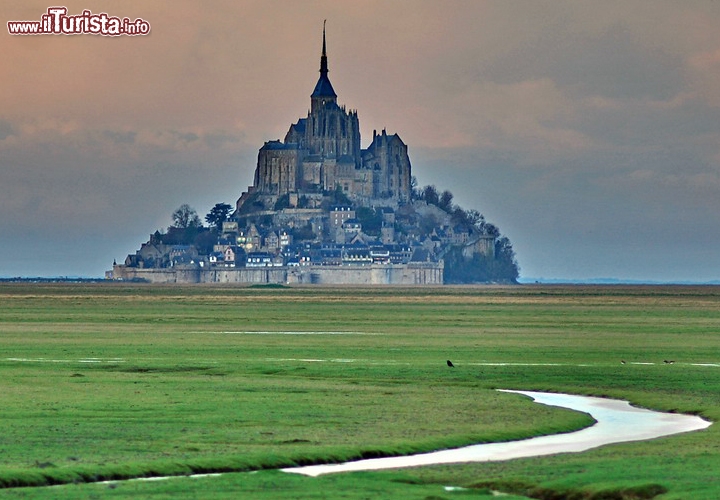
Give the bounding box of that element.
[483,24,684,101]
[687,48,720,107]
[0,115,251,243]
[0,119,15,140]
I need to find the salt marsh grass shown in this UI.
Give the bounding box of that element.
[0,283,718,498]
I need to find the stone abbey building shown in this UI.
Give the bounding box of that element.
[238,25,412,212]
[111,25,448,285]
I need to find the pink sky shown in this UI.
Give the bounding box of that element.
[3,1,720,280]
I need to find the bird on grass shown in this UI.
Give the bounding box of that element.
[664,360,675,364]
[620,360,626,364]
[447,360,454,368]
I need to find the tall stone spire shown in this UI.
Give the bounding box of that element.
[320,19,328,76]
[311,20,337,105]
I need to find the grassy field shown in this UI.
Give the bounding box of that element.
[0,283,718,499]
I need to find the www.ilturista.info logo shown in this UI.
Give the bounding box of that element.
[8,6,150,36]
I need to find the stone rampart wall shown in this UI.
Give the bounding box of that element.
[112,263,443,285]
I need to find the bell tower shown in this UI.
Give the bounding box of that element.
[310,20,337,113]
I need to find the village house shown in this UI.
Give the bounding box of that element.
[330,205,355,230]
[223,246,238,266]
[264,231,280,252]
[246,252,273,267]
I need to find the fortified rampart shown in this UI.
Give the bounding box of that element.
[112,263,443,285]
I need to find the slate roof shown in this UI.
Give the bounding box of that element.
[261,140,296,151]
[311,74,337,99]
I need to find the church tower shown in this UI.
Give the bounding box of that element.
[305,22,361,165]
[310,21,337,113]
[244,22,411,210]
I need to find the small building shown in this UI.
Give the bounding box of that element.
[238,224,262,251]
[388,244,413,264]
[246,252,273,267]
[463,234,496,259]
[330,205,355,230]
[320,247,342,266]
[221,221,239,235]
[169,245,198,265]
[449,225,471,245]
[279,229,292,247]
[223,246,238,265]
[370,246,390,264]
[264,231,280,251]
[379,207,396,225]
[381,223,395,245]
[342,247,372,265]
[209,251,224,264]
[342,219,362,234]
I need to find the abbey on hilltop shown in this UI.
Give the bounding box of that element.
[236,23,412,213]
[110,24,520,285]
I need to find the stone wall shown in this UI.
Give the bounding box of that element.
[112,263,443,285]
[289,263,442,285]
[112,266,202,284]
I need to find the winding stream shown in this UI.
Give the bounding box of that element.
[284,390,711,477]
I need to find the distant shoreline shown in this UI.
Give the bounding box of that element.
[0,277,107,283]
[520,277,720,285]
[1,277,719,287]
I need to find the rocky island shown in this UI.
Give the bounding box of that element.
[110,26,518,285]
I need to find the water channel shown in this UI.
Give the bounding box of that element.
[284,390,712,477]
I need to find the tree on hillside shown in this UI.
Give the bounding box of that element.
[410,176,420,200]
[466,209,483,227]
[494,236,519,280]
[172,204,202,229]
[330,185,352,206]
[292,222,315,242]
[321,185,352,210]
[356,207,383,236]
[205,203,233,230]
[421,185,439,206]
[193,229,217,255]
[443,241,519,284]
[450,207,498,235]
[438,190,454,211]
[484,222,500,238]
[162,204,205,247]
